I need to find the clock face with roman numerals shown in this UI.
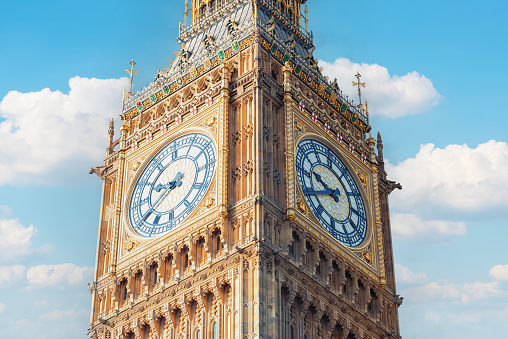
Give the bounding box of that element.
[129,133,216,237]
[295,139,368,247]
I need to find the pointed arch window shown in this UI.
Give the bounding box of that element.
[213,322,217,339]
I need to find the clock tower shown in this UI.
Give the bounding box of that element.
[88,1,403,339]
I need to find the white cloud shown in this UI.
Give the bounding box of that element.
[490,265,508,281]
[0,76,128,186]
[386,140,508,212]
[0,302,5,312]
[39,309,88,320]
[320,57,441,118]
[0,265,25,287]
[403,281,502,303]
[395,263,428,284]
[391,213,466,242]
[0,218,37,262]
[35,300,47,307]
[26,263,93,287]
[0,205,12,217]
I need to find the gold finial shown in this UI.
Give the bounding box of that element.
[365,100,369,115]
[122,88,126,106]
[184,0,189,27]
[125,59,139,100]
[305,5,309,36]
[352,71,365,109]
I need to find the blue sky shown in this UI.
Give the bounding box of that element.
[0,0,507,338]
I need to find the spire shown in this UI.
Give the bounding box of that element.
[377,132,384,165]
[107,119,115,155]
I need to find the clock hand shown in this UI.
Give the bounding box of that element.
[303,189,334,195]
[313,172,332,191]
[312,172,341,202]
[154,172,183,192]
[141,172,185,223]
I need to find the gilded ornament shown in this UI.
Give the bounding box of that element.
[132,161,141,171]
[126,241,135,252]
[295,120,304,131]
[363,252,372,263]
[207,116,216,127]
[358,172,366,183]
[205,197,215,208]
[297,199,306,213]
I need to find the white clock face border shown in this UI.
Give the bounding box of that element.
[127,133,217,237]
[295,139,368,247]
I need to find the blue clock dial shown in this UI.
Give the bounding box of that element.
[129,133,216,237]
[295,139,367,247]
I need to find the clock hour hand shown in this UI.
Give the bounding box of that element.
[154,172,183,192]
[312,172,341,202]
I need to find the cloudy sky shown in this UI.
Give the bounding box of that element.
[1,0,507,338]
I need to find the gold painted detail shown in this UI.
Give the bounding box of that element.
[295,120,304,132]
[297,199,306,213]
[205,197,215,208]
[207,116,216,127]
[132,161,141,172]
[126,241,135,252]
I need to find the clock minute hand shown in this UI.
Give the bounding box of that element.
[313,172,331,190]
[303,189,334,195]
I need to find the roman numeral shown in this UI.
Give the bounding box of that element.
[153,215,161,225]
[349,220,357,230]
[194,183,203,189]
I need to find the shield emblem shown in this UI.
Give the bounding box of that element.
[271,42,278,54]
[232,41,240,51]
[163,85,170,94]
[282,53,290,63]
[295,64,302,74]
[150,93,156,103]
[137,102,143,111]
[340,103,348,113]
[218,50,225,60]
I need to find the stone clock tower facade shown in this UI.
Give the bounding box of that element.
[88,1,402,338]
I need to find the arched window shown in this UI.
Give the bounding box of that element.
[290,326,294,339]
[213,322,217,339]
[216,235,221,251]
[184,253,189,268]
[196,330,201,339]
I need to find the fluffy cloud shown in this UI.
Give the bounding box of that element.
[26,263,93,287]
[395,264,429,284]
[39,309,88,320]
[0,76,128,186]
[490,265,508,281]
[404,281,502,303]
[391,213,466,242]
[386,140,508,212]
[0,302,5,312]
[0,265,25,287]
[0,218,37,262]
[320,58,441,118]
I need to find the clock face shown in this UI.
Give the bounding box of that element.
[129,133,216,237]
[295,139,367,247]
